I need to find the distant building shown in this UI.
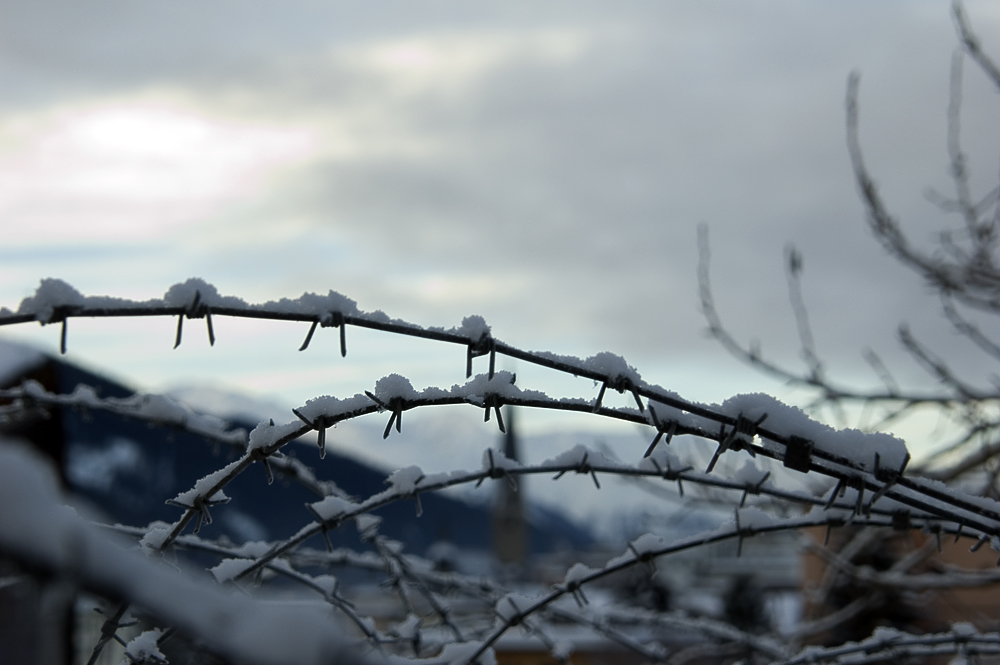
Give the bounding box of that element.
[801,524,1000,645]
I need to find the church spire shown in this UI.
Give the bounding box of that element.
[492,406,527,566]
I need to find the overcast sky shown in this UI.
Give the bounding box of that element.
[2,1,1000,472]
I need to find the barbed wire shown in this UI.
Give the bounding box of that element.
[101,445,995,664]
[104,502,972,665]
[7,4,1000,663]
[775,625,1000,665]
[8,278,1000,663]
[6,281,1000,536]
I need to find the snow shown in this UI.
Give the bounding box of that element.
[8,277,919,482]
[230,540,275,559]
[721,392,909,473]
[14,278,192,322]
[373,374,422,402]
[730,460,771,487]
[309,495,360,522]
[12,277,1000,663]
[130,393,232,438]
[247,418,309,452]
[482,447,520,472]
[312,575,340,597]
[170,459,240,506]
[129,392,189,422]
[392,614,421,640]
[5,376,246,458]
[551,640,573,661]
[292,394,373,427]
[452,371,547,403]
[635,446,686,474]
[7,278,415,339]
[437,315,490,341]
[385,465,426,493]
[532,350,643,385]
[951,622,977,638]
[628,532,666,555]
[355,514,382,538]
[34,383,246,445]
[123,629,166,664]
[211,558,255,583]
[644,388,914,477]
[732,506,778,530]
[0,439,358,665]
[905,475,1000,523]
[16,278,88,322]
[257,290,361,319]
[163,278,248,310]
[139,522,173,553]
[578,351,641,383]
[563,563,598,586]
[541,445,618,469]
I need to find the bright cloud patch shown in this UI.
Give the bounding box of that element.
[340,29,590,96]
[0,104,317,244]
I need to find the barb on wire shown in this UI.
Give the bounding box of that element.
[644,405,677,457]
[86,602,133,665]
[173,290,215,349]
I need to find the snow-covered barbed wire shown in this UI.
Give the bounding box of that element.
[105,518,775,664]
[6,280,1000,664]
[98,447,983,664]
[112,512,999,665]
[144,431,982,596]
[6,5,999,663]
[0,441,364,665]
[9,285,1000,543]
[555,603,790,660]
[152,372,1000,564]
[775,624,1000,665]
[0,279,913,468]
[462,509,969,665]
[100,525,393,647]
[9,278,1000,538]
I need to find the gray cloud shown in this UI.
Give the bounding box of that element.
[2,1,1000,447]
